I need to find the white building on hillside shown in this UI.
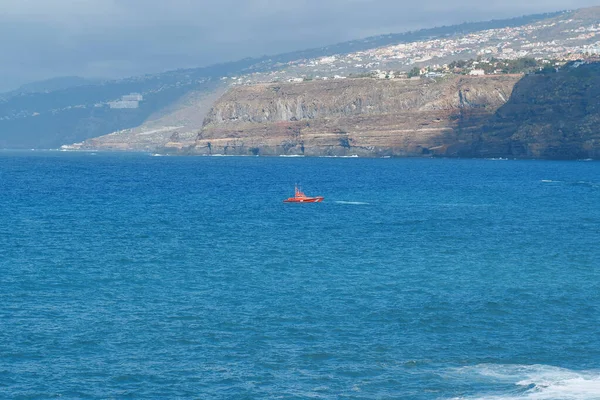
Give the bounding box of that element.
[469,69,486,76]
[109,93,144,109]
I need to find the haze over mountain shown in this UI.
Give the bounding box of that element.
[1,0,599,92]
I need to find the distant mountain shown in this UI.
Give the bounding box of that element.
[2,76,103,98]
[0,8,584,149]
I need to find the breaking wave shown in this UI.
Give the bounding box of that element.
[449,364,600,400]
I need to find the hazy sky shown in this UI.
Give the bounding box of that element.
[0,0,598,91]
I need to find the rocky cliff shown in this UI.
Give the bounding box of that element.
[192,75,521,157]
[473,63,600,159]
[191,63,600,159]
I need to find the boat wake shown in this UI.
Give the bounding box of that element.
[448,364,600,400]
[541,179,599,188]
[334,201,370,205]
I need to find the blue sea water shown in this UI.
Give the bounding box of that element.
[1,152,600,399]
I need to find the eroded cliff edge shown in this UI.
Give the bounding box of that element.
[191,75,520,157]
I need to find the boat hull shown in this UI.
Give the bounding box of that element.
[283,197,324,203]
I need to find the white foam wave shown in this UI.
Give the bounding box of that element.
[210,154,253,157]
[541,180,562,183]
[318,155,360,158]
[450,364,600,400]
[334,201,370,205]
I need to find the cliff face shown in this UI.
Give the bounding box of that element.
[192,76,520,157]
[192,65,600,159]
[474,63,600,159]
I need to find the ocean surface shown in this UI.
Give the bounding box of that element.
[1,152,600,399]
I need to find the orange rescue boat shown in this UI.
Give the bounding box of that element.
[283,186,324,203]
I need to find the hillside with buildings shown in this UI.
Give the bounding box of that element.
[224,7,600,85]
